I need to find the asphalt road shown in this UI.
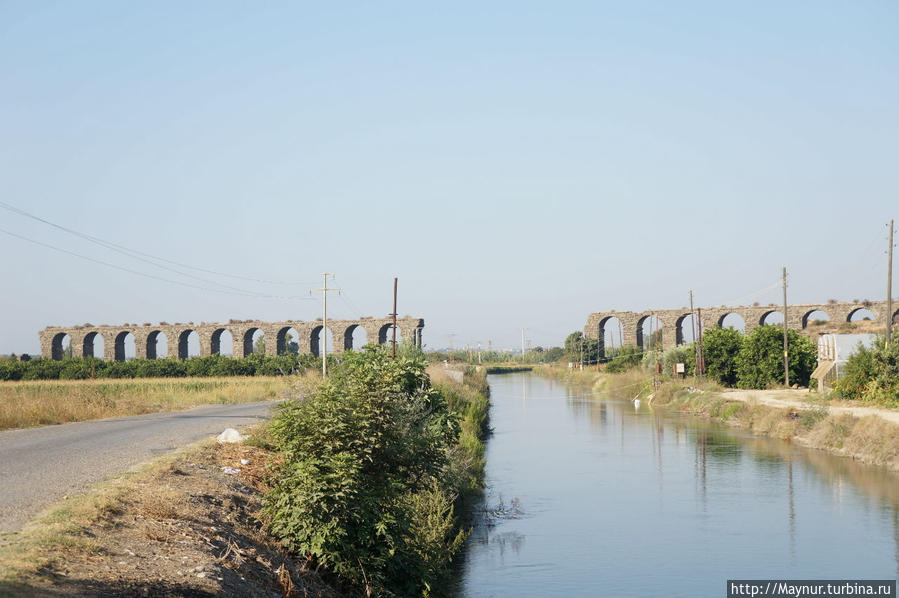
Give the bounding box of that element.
[0,401,279,534]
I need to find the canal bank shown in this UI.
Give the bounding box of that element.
[534,366,899,473]
[455,372,899,596]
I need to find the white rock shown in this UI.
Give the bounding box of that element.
[216,428,246,443]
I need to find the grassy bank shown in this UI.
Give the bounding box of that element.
[0,427,340,597]
[548,366,899,472]
[652,387,899,471]
[0,375,304,431]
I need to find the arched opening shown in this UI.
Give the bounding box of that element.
[718,313,746,333]
[82,332,104,359]
[636,315,662,352]
[114,331,135,361]
[598,316,623,359]
[276,327,300,355]
[675,314,696,345]
[146,331,168,359]
[378,323,401,345]
[51,333,71,361]
[848,308,876,322]
[243,328,265,355]
[310,326,334,357]
[211,328,233,356]
[759,311,784,326]
[801,310,831,329]
[344,325,367,351]
[177,330,200,359]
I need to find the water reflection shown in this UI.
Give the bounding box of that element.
[457,374,899,597]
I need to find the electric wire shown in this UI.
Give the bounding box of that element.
[0,201,315,286]
[0,227,312,300]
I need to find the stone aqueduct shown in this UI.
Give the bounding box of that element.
[39,317,424,361]
[585,300,898,355]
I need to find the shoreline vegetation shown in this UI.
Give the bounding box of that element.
[1,347,490,598]
[535,365,899,473]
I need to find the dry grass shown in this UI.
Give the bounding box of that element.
[0,374,315,431]
[0,424,340,597]
[651,383,899,471]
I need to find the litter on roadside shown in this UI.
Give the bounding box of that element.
[240,459,250,466]
[221,467,240,475]
[216,428,246,443]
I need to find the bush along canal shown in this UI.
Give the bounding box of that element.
[454,373,899,597]
[263,350,490,597]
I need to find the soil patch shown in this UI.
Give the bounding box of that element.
[2,440,342,597]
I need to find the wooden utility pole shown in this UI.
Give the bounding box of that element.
[888,219,894,347]
[391,277,398,359]
[690,290,698,380]
[696,308,705,379]
[782,266,789,387]
[312,273,340,377]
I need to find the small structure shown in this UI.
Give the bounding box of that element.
[811,334,877,392]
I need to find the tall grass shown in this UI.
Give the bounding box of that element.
[0,375,306,430]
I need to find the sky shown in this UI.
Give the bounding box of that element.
[1,1,897,354]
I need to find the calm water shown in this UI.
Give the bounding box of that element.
[455,374,899,597]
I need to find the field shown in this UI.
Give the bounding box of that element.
[0,375,310,431]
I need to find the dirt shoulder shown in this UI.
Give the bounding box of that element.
[0,429,342,598]
[717,388,899,426]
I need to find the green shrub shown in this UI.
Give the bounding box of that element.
[605,346,643,373]
[701,326,744,386]
[736,326,816,389]
[835,339,899,405]
[0,353,313,381]
[661,346,694,376]
[264,348,468,596]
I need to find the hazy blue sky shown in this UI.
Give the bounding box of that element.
[1,1,897,354]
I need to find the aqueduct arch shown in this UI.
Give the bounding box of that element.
[40,317,424,361]
[585,300,892,353]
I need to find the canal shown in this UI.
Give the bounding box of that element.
[455,373,899,596]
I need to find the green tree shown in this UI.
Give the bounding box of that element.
[564,332,599,365]
[700,326,744,386]
[736,325,816,389]
[253,335,265,355]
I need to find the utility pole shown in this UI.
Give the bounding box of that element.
[696,307,705,379]
[521,328,526,362]
[312,273,340,377]
[887,219,894,347]
[391,277,398,359]
[467,342,472,363]
[690,290,698,381]
[477,342,482,364]
[783,266,789,387]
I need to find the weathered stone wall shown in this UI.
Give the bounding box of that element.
[39,317,425,361]
[585,301,896,355]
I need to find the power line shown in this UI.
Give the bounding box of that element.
[0,227,312,300]
[0,200,316,286]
